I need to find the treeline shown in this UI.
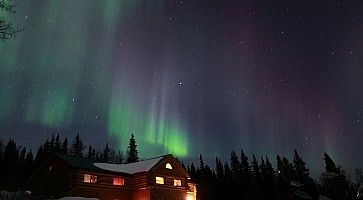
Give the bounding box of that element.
[0,133,362,200]
[0,133,139,191]
[185,150,360,200]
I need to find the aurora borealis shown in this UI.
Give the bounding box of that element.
[1,0,363,175]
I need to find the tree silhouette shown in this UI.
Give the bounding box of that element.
[55,134,61,153]
[126,134,138,163]
[215,157,224,179]
[102,143,110,163]
[230,150,240,179]
[71,134,84,158]
[62,137,68,154]
[323,152,339,173]
[293,149,309,183]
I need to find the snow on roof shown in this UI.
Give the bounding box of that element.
[93,156,164,174]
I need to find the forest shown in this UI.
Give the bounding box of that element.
[0,133,362,200]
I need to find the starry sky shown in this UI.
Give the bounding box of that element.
[1,0,363,176]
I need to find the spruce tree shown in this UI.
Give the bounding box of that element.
[323,152,339,173]
[55,134,61,153]
[265,156,274,180]
[116,150,124,164]
[251,154,260,178]
[3,139,18,163]
[35,145,44,163]
[260,156,266,180]
[19,147,26,162]
[199,154,205,173]
[215,157,224,179]
[50,133,55,152]
[71,134,84,158]
[230,150,240,178]
[103,143,110,163]
[224,161,231,179]
[44,139,50,154]
[293,149,309,183]
[126,134,138,163]
[87,145,93,160]
[190,162,196,179]
[240,150,250,177]
[25,150,33,176]
[62,137,68,154]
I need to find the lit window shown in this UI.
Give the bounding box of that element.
[84,174,97,183]
[174,179,181,186]
[165,163,172,169]
[113,177,124,186]
[155,176,164,184]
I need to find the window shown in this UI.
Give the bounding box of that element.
[155,176,164,184]
[174,179,182,186]
[84,174,97,183]
[113,177,124,186]
[165,163,172,169]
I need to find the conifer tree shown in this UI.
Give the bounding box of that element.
[265,156,274,179]
[19,147,26,162]
[199,154,205,173]
[87,145,93,160]
[323,152,339,173]
[215,157,224,179]
[44,139,50,153]
[62,137,68,154]
[224,161,231,179]
[103,143,110,163]
[126,134,138,163]
[260,156,266,180]
[25,150,33,164]
[277,154,283,175]
[50,133,55,152]
[293,149,309,183]
[240,150,250,177]
[35,145,44,163]
[25,150,33,176]
[190,162,196,178]
[230,150,240,178]
[3,139,18,163]
[181,161,186,170]
[71,134,84,158]
[251,154,260,178]
[55,134,61,153]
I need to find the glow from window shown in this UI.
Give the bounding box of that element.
[174,179,181,186]
[165,163,172,169]
[84,174,97,183]
[155,176,164,184]
[113,177,124,186]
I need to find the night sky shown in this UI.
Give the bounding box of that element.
[1,0,363,176]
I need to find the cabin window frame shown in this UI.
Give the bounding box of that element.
[113,177,125,186]
[174,179,182,187]
[155,176,164,184]
[84,174,97,183]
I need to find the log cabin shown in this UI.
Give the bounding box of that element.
[31,154,196,200]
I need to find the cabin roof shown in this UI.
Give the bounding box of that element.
[55,153,101,171]
[93,155,167,174]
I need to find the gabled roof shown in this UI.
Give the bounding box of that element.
[55,153,100,171]
[93,155,166,174]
